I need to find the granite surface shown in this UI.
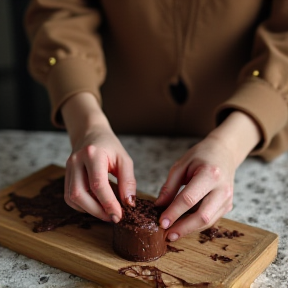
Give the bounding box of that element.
[0,130,287,288]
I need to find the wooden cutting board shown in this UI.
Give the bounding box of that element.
[0,165,278,288]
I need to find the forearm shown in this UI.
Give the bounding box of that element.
[62,91,136,220]
[208,111,261,168]
[61,92,111,147]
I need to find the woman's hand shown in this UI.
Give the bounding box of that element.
[155,111,261,241]
[61,92,136,223]
[155,135,235,241]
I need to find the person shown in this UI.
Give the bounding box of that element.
[24,0,288,242]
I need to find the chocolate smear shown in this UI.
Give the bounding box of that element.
[3,177,103,232]
[166,245,184,253]
[119,265,210,288]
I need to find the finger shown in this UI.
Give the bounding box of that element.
[116,156,137,207]
[64,158,86,213]
[155,159,187,207]
[84,149,122,222]
[166,187,233,241]
[68,159,111,222]
[159,164,220,229]
[166,207,224,242]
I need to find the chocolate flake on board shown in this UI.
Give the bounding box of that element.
[222,244,229,251]
[210,254,233,263]
[199,227,244,244]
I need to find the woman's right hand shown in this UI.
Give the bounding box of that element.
[61,92,137,223]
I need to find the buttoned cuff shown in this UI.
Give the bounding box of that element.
[215,78,288,155]
[46,58,102,128]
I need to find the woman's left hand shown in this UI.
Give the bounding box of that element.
[155,134,235,241]
[155,111,261,242]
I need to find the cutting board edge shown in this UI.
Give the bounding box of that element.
[228,234,278,288]
[0,164,280,288]
[0,222,152,288]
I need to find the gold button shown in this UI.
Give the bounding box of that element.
[49,57,57,66]
[252,70,260,77]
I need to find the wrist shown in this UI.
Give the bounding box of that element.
[209,111,261,167]
[61,92,112,147]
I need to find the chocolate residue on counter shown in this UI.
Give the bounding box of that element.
[119,265,210,288]
[210,254,233,263]
[199,227,244,244]
[3,177,103,232]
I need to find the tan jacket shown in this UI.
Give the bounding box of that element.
[25,0,288,161]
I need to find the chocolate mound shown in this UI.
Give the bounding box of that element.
[113,197,167,262]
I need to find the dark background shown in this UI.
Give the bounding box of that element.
[0,0,56,131]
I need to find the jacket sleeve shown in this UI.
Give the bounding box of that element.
[215,0,288,161]
[25,0,106,127]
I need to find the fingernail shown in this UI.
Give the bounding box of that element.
[161,218,170,229]
[111,214,121,223]
[168,233,179,242]
[125,195,136,207]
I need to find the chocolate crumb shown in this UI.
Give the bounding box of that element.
[222,244,228,251]
[39,276,49,284]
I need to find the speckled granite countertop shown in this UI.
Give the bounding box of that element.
[0,130,287,288]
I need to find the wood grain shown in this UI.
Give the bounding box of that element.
[0,165,278,288]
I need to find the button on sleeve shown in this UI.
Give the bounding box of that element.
[48,57,57,66]
[252,70,260,77]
